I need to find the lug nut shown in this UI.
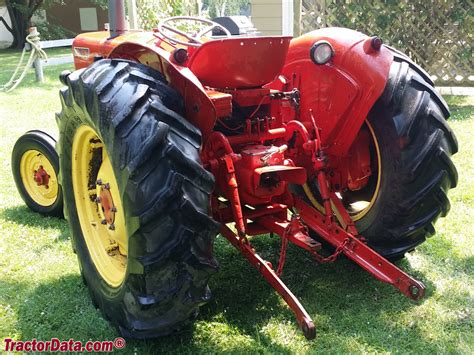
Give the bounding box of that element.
[104,183,110,190]
[110,206,117,213]
[101,219,107,225]
[95,197,101,203]
[108,224,115,231]
[96,179,102,186]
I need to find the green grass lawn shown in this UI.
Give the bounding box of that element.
[0,47,71,73]
[0,50,473,354]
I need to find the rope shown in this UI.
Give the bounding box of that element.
[0,28,48,93]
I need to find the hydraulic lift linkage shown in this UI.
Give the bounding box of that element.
[211,125,426,340]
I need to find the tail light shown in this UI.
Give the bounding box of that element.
[310,41,334,65]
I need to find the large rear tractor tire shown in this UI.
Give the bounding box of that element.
[304,58,458,259]
[56,59,219,338]
[11,130,63,217]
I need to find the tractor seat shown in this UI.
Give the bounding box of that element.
[187,36,292,89]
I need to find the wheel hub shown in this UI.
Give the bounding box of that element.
[72,125,128,287]
[20,150,59,207]
[303,120,381,221]
[96,180,117,229]
[33,165,50,187]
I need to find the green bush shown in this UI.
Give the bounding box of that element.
[302,0,473,84]
[34,22,76,40]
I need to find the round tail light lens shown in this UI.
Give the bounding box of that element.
[371,36,383,50]
[310,41,334,65]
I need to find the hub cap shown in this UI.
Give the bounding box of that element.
[20,150,59,206]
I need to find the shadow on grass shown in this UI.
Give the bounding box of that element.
[0,63,72,92]
[0,276,117,342]
[449,105,474,121]
[198,236,443,352]
[1,222,453,353]
[444,95,473,122]
[1,205,69,242]
[422,232,474,275]
[3,272,289,353]
[0,73,66,92]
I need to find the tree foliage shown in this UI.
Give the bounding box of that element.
[203,0,250,18]
[1,0,45,48]
[0,0,109,48]
[0,0,252,47]
[301,0,473,83]
[136,0,250,30]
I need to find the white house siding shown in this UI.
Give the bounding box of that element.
[0,6,13,48]
[251,0,283,35]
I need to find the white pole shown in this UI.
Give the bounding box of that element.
[30,27,44,83]
[34,55,44,83]
[282,0,294,36]
[127,0,138,29]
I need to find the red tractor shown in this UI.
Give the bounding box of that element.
[12,1,458,339]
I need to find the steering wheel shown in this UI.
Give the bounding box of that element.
[157,16,232,47]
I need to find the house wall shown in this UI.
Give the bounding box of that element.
[0,0,107,48]
[251,0,282,35]
[46,0,108,34]
[251,0,293,36]
[0,3,13,48]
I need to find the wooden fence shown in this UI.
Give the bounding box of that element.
[300,0,473,86]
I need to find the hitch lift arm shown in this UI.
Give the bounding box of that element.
[220,224,316,339]
[218,195,426,339]
[212,119,426,339]
[294,196,425,301]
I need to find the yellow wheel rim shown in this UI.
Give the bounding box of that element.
[72,125,127,287]
[349,120,381,220]
[304,120,382,221]
[20,150,59,207]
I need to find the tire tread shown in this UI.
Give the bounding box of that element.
[57,59,218,338]
[361,57,457,259]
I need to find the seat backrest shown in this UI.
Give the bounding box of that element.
[187,36,292,89]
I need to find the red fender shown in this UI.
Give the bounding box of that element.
[269,28,394,157]
[72,31,218,139]
[109,42,219,138]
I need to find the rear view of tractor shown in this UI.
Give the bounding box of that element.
[12,1,457,339]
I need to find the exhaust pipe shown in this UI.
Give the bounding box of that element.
[108,0,126,37]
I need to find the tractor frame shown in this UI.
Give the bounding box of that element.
[67,1,429,339]
[14,0,457,340]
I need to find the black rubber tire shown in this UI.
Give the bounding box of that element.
[353,57,458,259]
[11,130,63,217]
[56,59,219,338]
[299,56,458,260]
